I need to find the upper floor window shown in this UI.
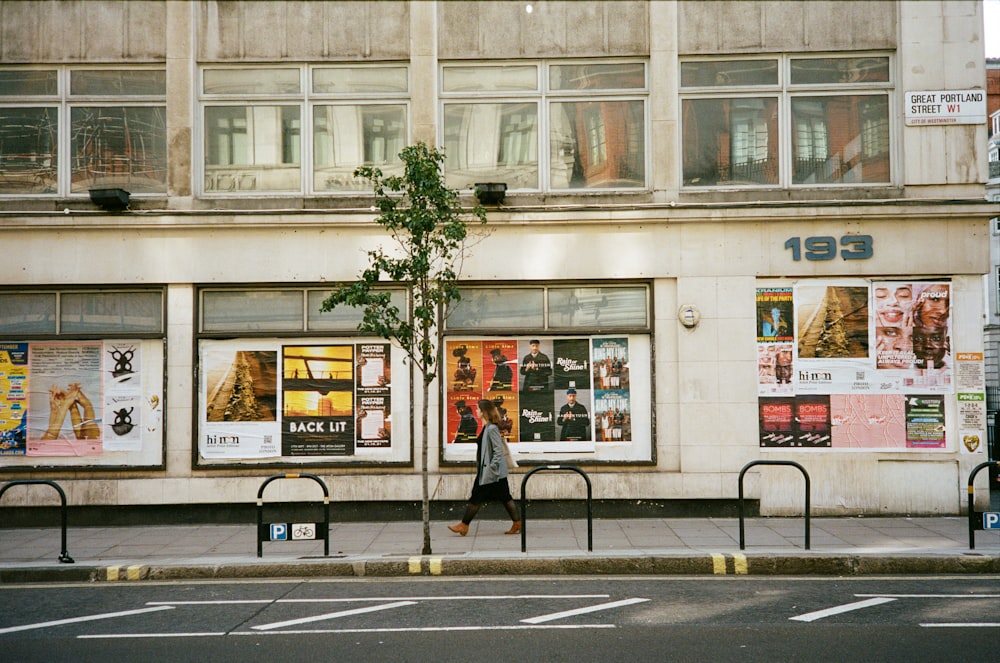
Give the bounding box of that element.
[0,289,164,337]
[200,65,409,195]
[0,67,166,196]
[440,60,647,193]
[681,55,892,188]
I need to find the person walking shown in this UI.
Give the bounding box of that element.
[448,398,521,536]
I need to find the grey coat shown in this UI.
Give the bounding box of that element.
[477,423,508,485]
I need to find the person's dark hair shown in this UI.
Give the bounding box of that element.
[477,398,501,426]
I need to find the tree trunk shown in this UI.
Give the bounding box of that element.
[421,376,432,555]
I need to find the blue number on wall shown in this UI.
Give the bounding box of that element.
[784,235,873,261]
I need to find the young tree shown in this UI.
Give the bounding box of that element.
[321,143,486,555]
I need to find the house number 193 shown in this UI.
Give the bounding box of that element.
[784,235,873,261]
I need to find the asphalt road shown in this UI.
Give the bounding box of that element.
[2,575,999,662]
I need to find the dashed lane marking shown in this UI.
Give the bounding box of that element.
[251,601,417,631]
[0,606,174,635]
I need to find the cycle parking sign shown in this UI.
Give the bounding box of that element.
[267,523,320,540]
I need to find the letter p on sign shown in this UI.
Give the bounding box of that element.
[270,523,287,540]
[984,513,1000,530]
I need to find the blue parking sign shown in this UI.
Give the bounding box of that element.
[270,523,287,540]
[983,513,1000,530]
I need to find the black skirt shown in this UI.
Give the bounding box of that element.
[469,478,512,504]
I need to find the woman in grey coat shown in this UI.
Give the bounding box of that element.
[448,398,520,536]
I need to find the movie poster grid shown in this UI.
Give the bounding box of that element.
[445,336,632,452]
[757,281,955,450]
[200,341,393,459]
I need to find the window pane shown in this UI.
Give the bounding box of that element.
[682,97,778,186]
[0,108,58,194]
[61,291,163,333]
[442,65,538,93]
[313,105,406,191]
[313,67,408,94]
[680,60,778,87]
[203,68,301,95]
[71,70,165,96]
[549,287,648,328]
[443,102,538,190]
[790,57,890,85]
[70,107,167,193]
[204,106,301,192]
[0,70,57,96]
[550,100,644,189]
[549,63,645,91]
[202,290,303,332]
[449,289,544,329]
[0,293,56,334]
[791,95,889,184]
[307,289,407,331]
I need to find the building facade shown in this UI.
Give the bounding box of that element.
[0,1,995,516]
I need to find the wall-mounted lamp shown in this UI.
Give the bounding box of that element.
[678,304,701,329]
[474,182,507,205]
[89,188,130,211]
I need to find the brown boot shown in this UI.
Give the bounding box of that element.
[448,522,469,536]
[505,521,521,535]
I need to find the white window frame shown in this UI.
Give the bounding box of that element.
[679,52,894,189]
[439,59,649,194]
[197,63,411,197]
[0,65,167,198]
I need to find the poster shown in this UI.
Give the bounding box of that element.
[0,343,28,455]
[905,395,946,448]
[443,336,632,453]
[102,342,143,451]
[199,339,402,461]
[26,342,103,456]
[758,279,956,451]
[201,346,280,458]
[282,345,355,456]
[355,343,391,450]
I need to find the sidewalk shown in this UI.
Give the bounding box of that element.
[2,516,1000,583]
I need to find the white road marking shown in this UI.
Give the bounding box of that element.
[149,594,609,606]
[0,606,174,634]
[79,632,226,638]
[920,623,1000,628]
[251,600,417,631]
[80,624,616,639]
[521,598,650,624]
[856,594,1000,598]
[790,597,896,622]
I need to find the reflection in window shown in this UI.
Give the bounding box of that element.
[205,106,301,192]
[70,107,167,193]
[0,108,58,194]
[680,60,778,87]
[313,105,406,191]
[307,289,407,331]
[443,103,538,190]
[548,287,647,328]
[0,293,57,334]
[682,98,778,186]
[449,288,544,330]
[791,95,889,184]
[61,291,163,334]
[790,57,890,85]
[202,290,304,332]
[550,100,644,189]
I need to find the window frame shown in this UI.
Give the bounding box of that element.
[0,65,167,198]
[439,59,650,194]
[197,63,411,197]
[679,52,894,190]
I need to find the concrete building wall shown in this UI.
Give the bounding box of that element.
[0,1,994,517]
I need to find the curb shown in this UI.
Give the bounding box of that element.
[4,552,1000,583]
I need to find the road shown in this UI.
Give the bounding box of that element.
[2,575,999,662]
